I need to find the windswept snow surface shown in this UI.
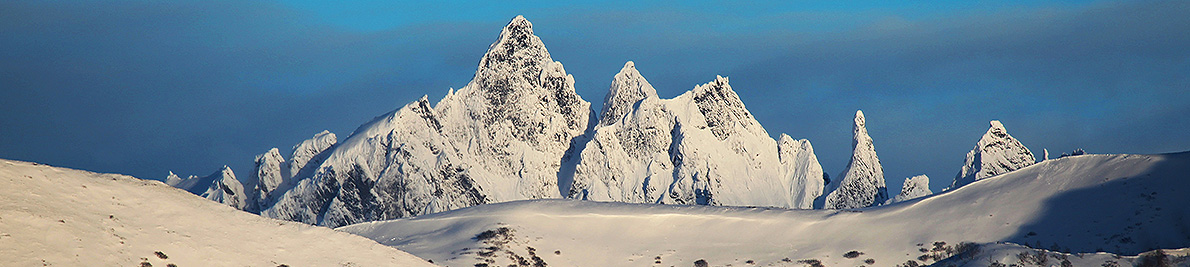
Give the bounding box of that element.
[0,159,433,266]
[341,152,1190,267]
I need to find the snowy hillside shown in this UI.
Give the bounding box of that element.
[0,159,433,266]
[340,151,1190,267]
[933,243,1188,267]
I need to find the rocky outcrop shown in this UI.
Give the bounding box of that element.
[951,120,1035,189]
[887,175,931,204]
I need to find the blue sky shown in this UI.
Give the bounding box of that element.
[1,0,1187,193]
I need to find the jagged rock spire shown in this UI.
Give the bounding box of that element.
[951,120,1035,189]
[820,110,887,209]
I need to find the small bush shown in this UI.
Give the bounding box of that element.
[474,227,512,241]
[864,258,875,264]
[154,251,168,259]
[694,259,709,267]
[796,259,824,267]
[1016,250,1048,265]
[844,250,863,258]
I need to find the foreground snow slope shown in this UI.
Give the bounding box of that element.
[933,242,1189,267]
[340,152,1190,267]
[0,159,433,267]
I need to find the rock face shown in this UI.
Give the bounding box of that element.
[166,166,246,209]
[778,135,825,208]
[568,62,824,209]
[250,148,285,211]
[246,131,338,213]
[950,120,1035,189]
[287,130,337,180]
[819,110,887,209]
[887,175,931,204]
[261,16,592,227]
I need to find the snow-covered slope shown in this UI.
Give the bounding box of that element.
[0,159,433,266]
[819,110,887,209]
[568,62,824,209]
[887,174,931,204]
[933,242,1189,267]
[951,120,1035,189]
[341,151,1190,267]
[262,15,591,228]
[165,166,246,210]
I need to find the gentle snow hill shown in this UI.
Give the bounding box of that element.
[0,159,434,267]
[340,152,1190,267]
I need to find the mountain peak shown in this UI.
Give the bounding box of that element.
[854,110,867,131]
[690,75,762,140]
[988,120,1006,136]
[951,120,1035,189]
[478,15,548,71]
[600,61,658,125]
[821,109,886,209]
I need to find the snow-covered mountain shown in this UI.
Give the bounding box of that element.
[818,110,887,209]
[165,166,247,210]
[951,120,1035,189]
[0,159,434,266]
[159,16,834,226]
[569,62,824,209]
[887,174,931,204]
[341,151,1190,266]
[259,15,593,228]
